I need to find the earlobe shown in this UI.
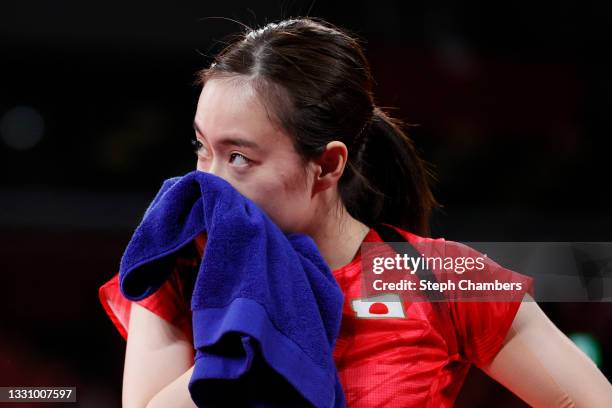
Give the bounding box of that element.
[311,141,347,196]
[311,165,330,196]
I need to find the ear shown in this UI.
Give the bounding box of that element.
[311,141,348,196]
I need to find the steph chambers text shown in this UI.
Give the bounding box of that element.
[373,279,524,292]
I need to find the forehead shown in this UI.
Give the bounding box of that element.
[194,78,274,139]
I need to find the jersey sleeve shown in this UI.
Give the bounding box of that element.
[442,240,536,368]
[98,233,206,341]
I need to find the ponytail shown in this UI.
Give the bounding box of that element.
[340,107,440,237]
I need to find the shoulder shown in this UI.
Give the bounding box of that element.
[99,239,202,341]
[380,224,447,256]
[382,224,445,243]
[385,224,502,261]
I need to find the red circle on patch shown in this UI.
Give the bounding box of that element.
[368,302,388,315]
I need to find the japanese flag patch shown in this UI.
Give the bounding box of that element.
[351,293,406,319]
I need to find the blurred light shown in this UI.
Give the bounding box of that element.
[0,105,45,150]
[569,332,602,367]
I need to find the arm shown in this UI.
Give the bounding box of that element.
[480,294,612,407]
[123,302,197,408]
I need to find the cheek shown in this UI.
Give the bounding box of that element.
[249,171,311,230]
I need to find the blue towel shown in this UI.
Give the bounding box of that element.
[118,170,346,408]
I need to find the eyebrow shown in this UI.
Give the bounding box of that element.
[192,121,262,151]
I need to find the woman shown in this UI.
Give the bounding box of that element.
[99,17,612,407]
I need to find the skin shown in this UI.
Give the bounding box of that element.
[481,293,612,407]
[123,77,612,408]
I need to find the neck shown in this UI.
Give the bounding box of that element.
[303,204,371,271]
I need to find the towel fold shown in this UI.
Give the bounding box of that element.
[118,170,346,408]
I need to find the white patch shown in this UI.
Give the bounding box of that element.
[351,293,406,318]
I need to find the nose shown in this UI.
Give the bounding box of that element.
[197,157,221,177]
[200,160,231,185]
[207,160,220,176]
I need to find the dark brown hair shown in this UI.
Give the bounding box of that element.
[193,17,439,236]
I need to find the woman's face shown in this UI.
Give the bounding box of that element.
[192,77,317,233]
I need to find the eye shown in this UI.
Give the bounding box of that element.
[191,138,201,152]
[229,152,251,166]
[191,138,209,157]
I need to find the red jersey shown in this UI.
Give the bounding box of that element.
[99,225,534,407]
